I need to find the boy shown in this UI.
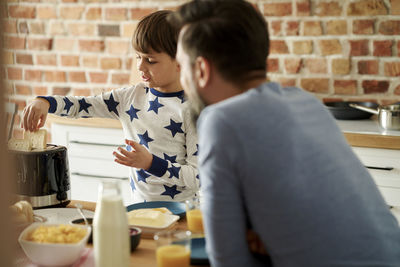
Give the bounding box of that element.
[21,10,199,203]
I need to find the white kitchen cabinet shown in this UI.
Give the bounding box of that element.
[51,122,133,205]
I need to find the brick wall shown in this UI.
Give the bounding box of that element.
[3,0,400,138]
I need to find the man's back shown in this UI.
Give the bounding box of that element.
[198,82,400,266]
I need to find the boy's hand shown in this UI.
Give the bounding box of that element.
[21,98,50,132]
[113,139,153,170]
[247,229,268,256]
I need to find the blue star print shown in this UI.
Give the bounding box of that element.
[167,165,181,179]
[163,153,177,163]
[177,94,186,103]
[63,97,73,113]
[130,177,136,191]
[165,119,184,137]
[104,93,119,116]
[138,131,154,148]
[148,97,164,114]
[161,185,181,199]
[193,144,199,156]
[78,98,92,113]
[126,105,140,122]
[137,170,150,183]
[144,87,150,94]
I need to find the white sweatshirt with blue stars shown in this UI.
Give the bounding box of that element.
[39,83,199,203]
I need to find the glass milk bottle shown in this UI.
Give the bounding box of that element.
[93,181,130,267]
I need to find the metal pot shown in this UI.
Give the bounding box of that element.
[349,103,400,131]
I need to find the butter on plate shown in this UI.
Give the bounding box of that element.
[127,208,179,229]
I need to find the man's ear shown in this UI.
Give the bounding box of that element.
[195,57,210,88]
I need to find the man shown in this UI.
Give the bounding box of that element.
[170,0,400,267]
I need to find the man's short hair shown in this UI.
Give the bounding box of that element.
[169,0,270,84]
[133,10,179,58]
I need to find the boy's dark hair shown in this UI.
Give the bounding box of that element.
[133,10,179,58]
[169,0,270,85]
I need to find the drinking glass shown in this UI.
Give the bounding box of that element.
[154,230,191,267]
[185,195,204,236]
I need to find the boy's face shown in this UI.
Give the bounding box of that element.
[135,49,180,92]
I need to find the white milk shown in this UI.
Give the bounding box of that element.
[93,181,130,267]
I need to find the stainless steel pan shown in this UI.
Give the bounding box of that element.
[349,103,400,130]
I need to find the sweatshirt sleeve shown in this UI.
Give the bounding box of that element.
[38,86,133,120]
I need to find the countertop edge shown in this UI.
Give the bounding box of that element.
[343,132,400,150]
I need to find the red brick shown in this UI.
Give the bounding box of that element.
[362,80,389,94]
[107,40,129,54]
[373,40,393,57]
[98,25,120,37]
[319,40,342,55]
[29,22,45,34]
[300,78,329,93]
[286,21,299,36]
[353,20,375,35]
[61,55,80,67]
[9,5,35,18]
[33,86,48,95]
[49,22,65,35]
[347,0,387,15]
[69,72,87,82]
[100,58,122,69]
[334,80,357,95]
[15,84,32,95]
[293,40,313,54]
[326,20,347,35]
[5,82,14,95]
[267,58,279,73]
[358,60,379,74]
[303,21,322,36]
[392,0,400,15]
[89,72,108,83]
[126,58,132,71]
[296,1,311,16]
[19,22,29,34]
[284,58,302,74]
[53,87,71,96]
[263,3,292,16]
[112,73,130,85]
[27,38,52,50]
[270,40,289,54]
[86,7,102,20]
[276,78,296,87]
[7,67,22,80]
[44,71,66,82]
[3,51,14,65]
[36,54,57,66]
[16,54,33,65]
[270,21,282,36]
[379,20,400,35]
[305,58,327,74]
[25,70,42,82]
[53,38,75,51]
[395,84,400,95]
[83,56,98,68]
[68,23,96,36]
[332,59,351,75]
[398,41,400,57]
[122,23,136,38]
[79,40,105,52]
[60,6,85,19]
[72,88,91,96]
[384,62,400,76]
[316,1,342,16]
[350,40,369,56]
[5,36,25,50]
[12,100,27,111]
[4,20,17,33]
[106,8,127,21]
[130,8,158,20]
[37,6,56,19]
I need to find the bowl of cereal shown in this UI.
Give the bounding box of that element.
[18,223,91,266]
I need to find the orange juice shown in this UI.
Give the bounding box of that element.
[156,244,190,267]
[186,209,204,233]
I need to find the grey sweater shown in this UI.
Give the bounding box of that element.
[197,82,400,267]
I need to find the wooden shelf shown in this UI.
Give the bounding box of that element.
[344,132,400,150]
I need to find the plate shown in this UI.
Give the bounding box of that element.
[126,201,186,218]
[33,208,95,224]
[191,238,209,265]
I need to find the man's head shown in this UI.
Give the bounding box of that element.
[170,0,270,119]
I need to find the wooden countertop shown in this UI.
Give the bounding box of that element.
[47,115,122,129]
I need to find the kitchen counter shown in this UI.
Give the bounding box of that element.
[336,118,400,150]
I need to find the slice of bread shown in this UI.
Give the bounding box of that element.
[23,129,47,150]
[8,138,32,151]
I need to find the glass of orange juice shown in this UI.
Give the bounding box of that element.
[185,195,204,236]
[154,230,191,267]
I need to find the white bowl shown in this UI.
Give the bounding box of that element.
[18,222,91,266]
